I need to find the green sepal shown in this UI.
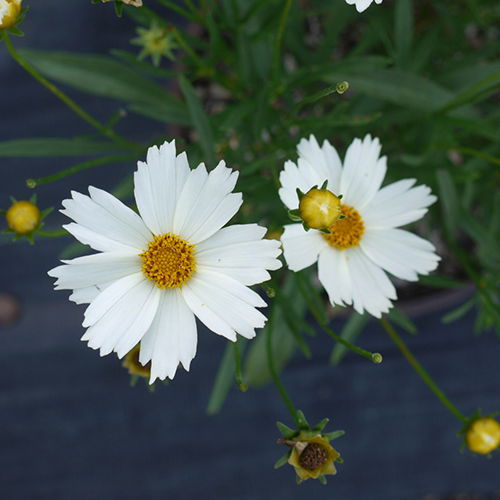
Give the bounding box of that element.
[338,214,346,220]
[114,1,124,17]
[302,222,310,232]
[274,451,291,469]
[318,227,330,234]
[295,475,303,485]
[147,382,156,392]
[319,179,328,190]
[129,374,139,387]
[296,410,310,429]
[312,418,329,432]
[288,208,302,222]
[295,187,305,201]
[336,456,344,464]
[318,474,327,485]
[324,430,345,441]
[276,421,296,439]
[338,194,343,200]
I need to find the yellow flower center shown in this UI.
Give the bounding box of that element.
[323,204,365,250]
[5,200,41,234]
[298,443,329,471]
[140,233,196,289]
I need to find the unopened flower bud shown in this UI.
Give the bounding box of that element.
[299,188,341,230]
[466,417,500,455]
[0,0,22,30]
[6,200,41,234]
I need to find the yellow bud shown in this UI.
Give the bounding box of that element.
[5,200,41,234]
[0,0,22,30]
[299,188,341,230]
[466,417,500,455]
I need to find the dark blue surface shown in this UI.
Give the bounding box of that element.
[1,2,499,499]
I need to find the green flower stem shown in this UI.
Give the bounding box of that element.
[295,274,380,363]
[272,0,293,82]
[233,340,247,392]
[4,35,141,153]
[266,303,301,426]
[26,155,137,188]
[380,317,468,424]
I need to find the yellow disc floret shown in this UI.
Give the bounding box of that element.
[466,417,500,455]
[299,188,341,230]
[140,233,196,289]
[0,0,22,30]
[323,204,365,250]
[6,200,41,234]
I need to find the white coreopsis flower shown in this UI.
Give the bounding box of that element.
[49,141,282,382]
[279,134,440,318]
[345,0,383,13]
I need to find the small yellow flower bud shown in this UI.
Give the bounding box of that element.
[122,344,151,379]
[466,417,500,455]
[299,188,341,230]
[0,0,22,30]
[5,200,41,234]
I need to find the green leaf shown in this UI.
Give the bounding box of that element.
[0,138,125,157]
[276,421,296,439]
[436,169,460,236]
[394,0,413,68]
[329,313,369,365]
[178,75,216,167]
[419,274,466,289]
[206,343,234,415]
[442,298,476,324]
[324,430,345,441]
[387,307,418,335]
[20,50,189,124]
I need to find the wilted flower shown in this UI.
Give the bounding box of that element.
[131,21,178,66]
[49,141,282,383]
[279,135,440,318]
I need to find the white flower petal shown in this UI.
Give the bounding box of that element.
[60,189,149,251]
[345,0,381,12]
[140,290,197,383]
[183,270,267,341]
[69,286,100,305]
[133,141,190,235]
[281,224,327,272]
[317,247,353,307]
[362,179,437,229]
[361,228,440,281]
[82,272,145,328]
[347,247,396,318]
[63,223,139,253]
[196,224,282,285]
[82,276,158,357]
[48,252,141,290]
[174,160,242,244]
[340,135,386,208]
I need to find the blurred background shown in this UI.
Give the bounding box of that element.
[1,1,499,499]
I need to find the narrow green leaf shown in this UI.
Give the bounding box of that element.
[206,343,234,415]
[178,75,216,167]
[436,169,460,236]
[442,298,476,324]
[0,138,124,157]
[394,0,413,68]
[330,313,369,365]
[387,307,418,335]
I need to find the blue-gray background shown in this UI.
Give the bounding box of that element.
[1,1,499,499]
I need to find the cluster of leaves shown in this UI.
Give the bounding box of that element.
[1,0,499,400]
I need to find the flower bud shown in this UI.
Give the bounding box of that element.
[0,0,22,30]
[299,188,341,230]
[122,344,151,379]
[5,200,41,235]
[465,417,500,455]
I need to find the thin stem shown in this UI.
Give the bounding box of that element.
[4,35,141,152]
[272,0,293,82]
[295,273,381,363]
[380,317,468,423]
[27,155,136,188]
[266,304,300,426]
[233,340,247,391]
